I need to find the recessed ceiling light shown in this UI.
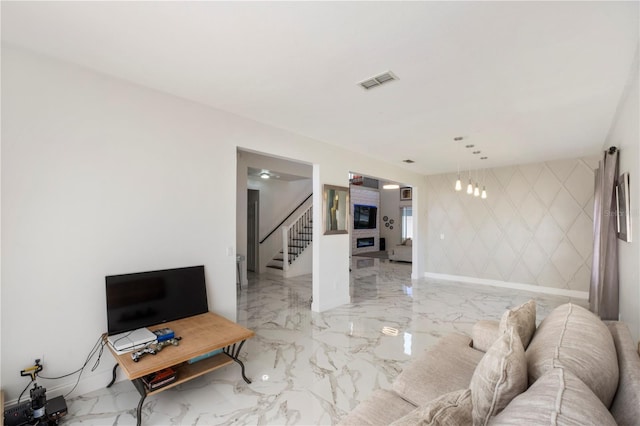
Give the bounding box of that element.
[481,157,488,160]
[465,144,475,148]
[403,159,415,163]
[473,151,481,154]
[454,136,464,141]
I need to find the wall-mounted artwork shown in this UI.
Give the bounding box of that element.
[400,187,412,201]
[616,172,631,242]
[324,184,349,235]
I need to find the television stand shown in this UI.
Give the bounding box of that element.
[104,312,254,426]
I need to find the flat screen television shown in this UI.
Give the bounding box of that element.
[105,265,209,335]
[354,204,377,229]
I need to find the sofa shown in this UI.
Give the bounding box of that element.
[388,238,412,262]
[339,301,640,425]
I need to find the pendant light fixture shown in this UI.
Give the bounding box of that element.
[481,168,488,199]
[454,137,463,191]
[474,169,480,197]
[454,139,489,200]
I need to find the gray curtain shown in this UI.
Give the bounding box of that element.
[590,147,619,320]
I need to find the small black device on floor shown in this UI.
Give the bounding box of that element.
[3,386,67,426]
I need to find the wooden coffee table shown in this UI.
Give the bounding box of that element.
[104,312,254,425]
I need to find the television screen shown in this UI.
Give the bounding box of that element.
[106,265,209,335]
[354,204,377,229]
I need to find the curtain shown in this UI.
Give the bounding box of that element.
[589,147,619,320]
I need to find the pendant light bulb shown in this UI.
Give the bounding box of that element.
[481,186,487,199]
[474,183,480,197]
[466,179,473,194]
[455,175,462,191]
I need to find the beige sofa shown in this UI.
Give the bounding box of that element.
[388,238,412,262]
[339,301,640,425]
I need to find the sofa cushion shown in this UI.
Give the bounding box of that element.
[606,322,640,426]
[338,389,416,426]
[489,367,617,426]
[470,327,527,426]
[526,303,619,407]
[393,333,484,406]
[499,299,536,349]
[472,320,500,353]
[390,389,472,426]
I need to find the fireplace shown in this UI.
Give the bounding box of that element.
[357,237,375,248]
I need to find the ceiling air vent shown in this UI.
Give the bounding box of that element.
[359,71,398,90]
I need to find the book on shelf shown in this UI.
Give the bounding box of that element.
[141,367,177,391]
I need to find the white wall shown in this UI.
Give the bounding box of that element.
[380,187,412,247]
[1,46,423,400]
[604,46,640,341]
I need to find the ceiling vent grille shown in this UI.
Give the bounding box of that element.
[359,71,398,90]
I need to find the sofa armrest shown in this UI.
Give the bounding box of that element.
[472,320,500,352]
[605,321,640,425]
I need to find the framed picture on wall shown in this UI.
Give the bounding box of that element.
[616,172,631,242]
[323,184,349,235]
[400,187,412,201]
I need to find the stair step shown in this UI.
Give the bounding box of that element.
[267,264,284,270]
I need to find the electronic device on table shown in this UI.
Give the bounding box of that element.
[106,327,157,353]
[105,265,209,339]
[353,204,377,229]
[131,336,182,362]
[3,360,67,426]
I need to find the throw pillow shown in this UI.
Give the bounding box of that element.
[470,327,527,426]
[390,389,472,426]
[498,299,536,349]
[526,303,619,408]
[489,367,617,426]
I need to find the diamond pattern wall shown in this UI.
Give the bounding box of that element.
[426,156,599,292]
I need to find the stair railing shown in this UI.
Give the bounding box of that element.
[260,193,312,245]
[281,204,313,272]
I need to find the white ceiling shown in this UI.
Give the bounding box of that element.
[2,1,638,175]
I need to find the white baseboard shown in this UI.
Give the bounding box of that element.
[3,369,124,407]
[424,272,589,299]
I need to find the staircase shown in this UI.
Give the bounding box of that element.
[267,205,313,271]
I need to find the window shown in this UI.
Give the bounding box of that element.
[401,206,413,240]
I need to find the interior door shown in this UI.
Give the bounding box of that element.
[247,189,259,272]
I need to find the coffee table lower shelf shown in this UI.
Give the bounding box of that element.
[109,347,251,426]
[143,353,234,395]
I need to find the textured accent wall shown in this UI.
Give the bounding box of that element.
[425,156,599,292]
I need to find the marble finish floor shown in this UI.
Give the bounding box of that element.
[64,259,585,425]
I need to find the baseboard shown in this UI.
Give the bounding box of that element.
[3,369,123,407]
[424,272,589,299]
